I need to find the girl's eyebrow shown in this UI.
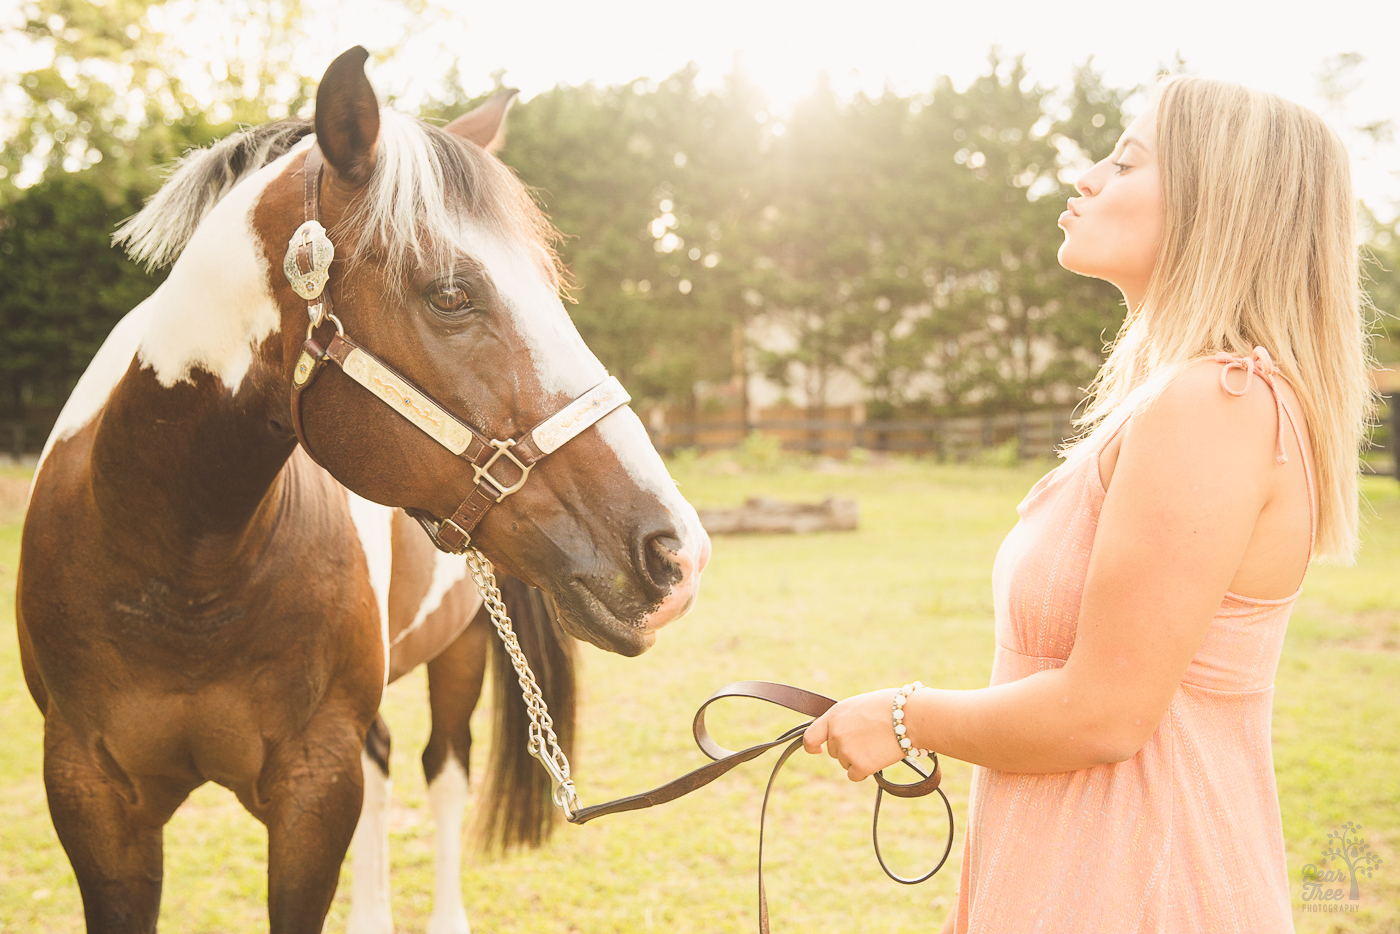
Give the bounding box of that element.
[1120,136,1150,154]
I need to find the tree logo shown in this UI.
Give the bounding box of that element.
[1301,822,1383,908]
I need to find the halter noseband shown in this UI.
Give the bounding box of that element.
[284,145,631,554]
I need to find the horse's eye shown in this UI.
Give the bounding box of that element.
[426,280,473,314]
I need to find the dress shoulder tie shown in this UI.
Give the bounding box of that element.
[1214,346,1289,466]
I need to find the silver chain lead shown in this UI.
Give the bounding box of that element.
[464,548,581,818]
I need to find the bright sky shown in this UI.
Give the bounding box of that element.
[5,0,1400,214]
[292,0,1400,215]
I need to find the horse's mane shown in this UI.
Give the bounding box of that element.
[116,111,562,289]
[115,119,314,269]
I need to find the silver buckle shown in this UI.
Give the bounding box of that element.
[436,518,471,552]
[474,439,532,503]
[283,220,335,300]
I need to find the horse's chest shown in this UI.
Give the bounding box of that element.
[99,685,271,785]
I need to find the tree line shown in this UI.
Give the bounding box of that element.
[3,1,1397,449]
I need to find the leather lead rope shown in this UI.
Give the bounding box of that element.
[568,681,955,932]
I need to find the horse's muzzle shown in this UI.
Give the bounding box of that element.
[640,527,710,633]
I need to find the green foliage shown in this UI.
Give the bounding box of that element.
[490,54,1129,417]
[2,0,247,206]
[0,170,165,419]
[0,0,309,441]
[485,67,767,406]
[975,437,1022,467]
[735,430,783,471]
[1362,208,1400,364]
[1056,58,1135,163]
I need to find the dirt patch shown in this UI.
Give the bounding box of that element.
[1312,607,1400,653]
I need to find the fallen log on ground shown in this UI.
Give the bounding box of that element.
[696,496,858,535]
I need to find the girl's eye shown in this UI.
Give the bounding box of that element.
[1112,160,1131,173]
[427,281,473,314]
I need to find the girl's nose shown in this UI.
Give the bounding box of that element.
[1076,156,1114,197]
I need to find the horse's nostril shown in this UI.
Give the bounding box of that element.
[640,531,684,595]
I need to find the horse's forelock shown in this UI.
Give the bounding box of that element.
[342,111,563,293]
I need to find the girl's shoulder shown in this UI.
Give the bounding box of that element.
[1124,352,1301,474]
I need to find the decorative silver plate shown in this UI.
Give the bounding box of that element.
[283,220,335,300]
[532,377,630,454]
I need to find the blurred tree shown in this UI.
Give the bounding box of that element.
[1364,208,1400,362]
[1057,57,1134,163]
[479,67,769,414]
[753,74,876,418]
[754,55,1129,416]
[2,0,312,207]
[0,170,164,435]
[0,0,311,449]
[900,56,1078,414]
[32,30,1396,438]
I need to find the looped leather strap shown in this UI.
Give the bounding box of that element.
[568,681,954,932]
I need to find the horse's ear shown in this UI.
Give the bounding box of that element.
[445,88,520,153]
[315,46,380,185]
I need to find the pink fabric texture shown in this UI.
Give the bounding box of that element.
[953,352,1309,934]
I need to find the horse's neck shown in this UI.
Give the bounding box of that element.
[88,156,302,563]
[89,338,296,564]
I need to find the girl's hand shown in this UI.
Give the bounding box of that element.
[802,688,907,781]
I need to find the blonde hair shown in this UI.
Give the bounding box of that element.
[1072,76,1374,563]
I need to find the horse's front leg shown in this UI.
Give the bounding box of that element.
[42,716,193,934]
[259,706,369,934]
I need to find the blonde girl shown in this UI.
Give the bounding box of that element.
[804,76,1371,933]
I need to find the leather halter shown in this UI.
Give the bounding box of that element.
[284,145,630,554]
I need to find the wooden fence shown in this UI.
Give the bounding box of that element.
[646,409,1078,460]
[647,393,1400,474]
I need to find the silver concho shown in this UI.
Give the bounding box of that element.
[283,220,335,301]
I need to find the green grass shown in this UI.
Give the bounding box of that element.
[1,458,1397,932]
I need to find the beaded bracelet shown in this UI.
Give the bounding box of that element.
[892,681,930,758]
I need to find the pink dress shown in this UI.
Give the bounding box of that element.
[953,351,1309,934]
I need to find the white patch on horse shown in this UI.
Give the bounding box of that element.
[389,549,472,650]
[30,299,157,499]
[426,751,472,934]
[347,750,394,934]
[136,143,309,392]
[453,220,606,398]
[346,492,395,682]
[457,219,711,615]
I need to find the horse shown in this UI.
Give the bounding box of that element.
[16,45,711,933]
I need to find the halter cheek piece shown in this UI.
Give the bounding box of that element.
[284,145,630,554]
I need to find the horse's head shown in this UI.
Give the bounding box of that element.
[260,48,709,655]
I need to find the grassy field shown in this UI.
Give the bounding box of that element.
[1,456,1397,933]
